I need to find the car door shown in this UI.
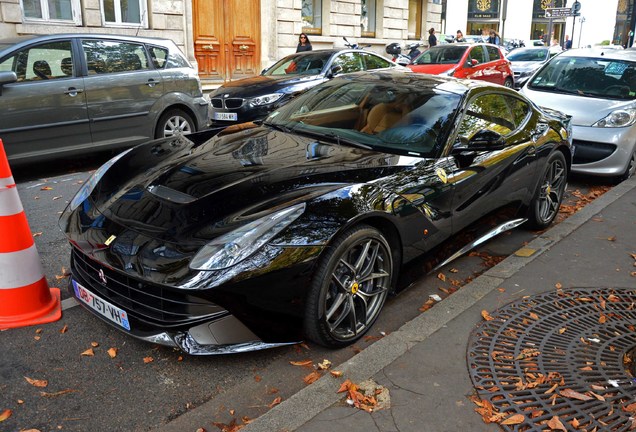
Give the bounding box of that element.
[80,38,163,149]
[0,38,90,163]
[444,91,538,234]
[484,45,509,85]
[458,44,488,82]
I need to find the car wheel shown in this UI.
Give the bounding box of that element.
[613,149,636,184]
[304,225,393,348]
[503,77,514,88]
[526,151,568,230]
[155,109,195,138]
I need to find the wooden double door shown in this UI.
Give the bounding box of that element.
[193,0,260,81]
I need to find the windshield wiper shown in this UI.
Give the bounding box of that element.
[293,128,371,150]
[263,121,293,133]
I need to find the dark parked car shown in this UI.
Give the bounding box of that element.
[507,46,561,89]
[60,71,572,354]
[408,43,514,87]
[0,33,210,165]
[209,49,400,125]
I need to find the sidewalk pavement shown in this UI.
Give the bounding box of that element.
[238,176,636,432]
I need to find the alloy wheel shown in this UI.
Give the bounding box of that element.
[536,156,566,224]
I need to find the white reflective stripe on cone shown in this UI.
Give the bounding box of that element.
[0,176,16,189]
[0,185,24,217]
[0,244,46,289]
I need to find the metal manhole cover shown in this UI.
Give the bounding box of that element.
[467,287,636,431]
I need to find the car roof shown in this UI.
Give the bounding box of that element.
[0,33,178,54]
[557,47,636,62]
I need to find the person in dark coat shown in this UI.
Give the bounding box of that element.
[296,33,312,52]
[428,28,437,47]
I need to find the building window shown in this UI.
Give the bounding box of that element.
[302,0,322,35]
[361,0,376,37]
[22,0,81,24]
[102,0,147,26]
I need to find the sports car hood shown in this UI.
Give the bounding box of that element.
[80,126,420,246]
[210,74,326,98]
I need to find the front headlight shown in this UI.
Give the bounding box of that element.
[190,203,306,271]
[593,109,636,128]
[69,148,133,211]
[249,93,284,107]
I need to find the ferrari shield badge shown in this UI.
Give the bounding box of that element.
[436,167,448,184]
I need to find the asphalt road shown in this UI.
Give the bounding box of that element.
[0,156,616,432]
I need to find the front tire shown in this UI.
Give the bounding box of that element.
[304,225,393,348]
[155,109,195,138]
[503,77,514,88]
[613,149,635,184]
[526,151,568,229]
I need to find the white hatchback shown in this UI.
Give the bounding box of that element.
[521,48,636,182]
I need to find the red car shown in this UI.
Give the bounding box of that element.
[408,43,513,87]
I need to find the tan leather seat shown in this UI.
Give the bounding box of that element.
[361,102,406,134]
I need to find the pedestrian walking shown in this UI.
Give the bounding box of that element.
[564,34,572,50]
[428,28,437,47]
[487,29,500,45]
[296,33,312,52]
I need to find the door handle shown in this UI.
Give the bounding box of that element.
[239,45,249,51]
[64,87,84,97]
[532,123,549,141]
[202,45,214,50]
[146,79,158,88]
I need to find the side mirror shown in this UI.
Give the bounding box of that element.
[453,129,506,153]
[0,71,17,96]
[470,59,479,66]
[327,64,343,78]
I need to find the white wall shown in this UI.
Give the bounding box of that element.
[445,0,469,37]
[500,0,533,41]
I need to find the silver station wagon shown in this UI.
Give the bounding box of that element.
[0,34,210,165]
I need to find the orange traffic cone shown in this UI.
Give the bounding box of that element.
[0,139,61,329]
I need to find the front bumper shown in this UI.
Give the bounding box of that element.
[570,124,636,177]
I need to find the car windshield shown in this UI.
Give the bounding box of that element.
[529,56,636,100]
[412,46,468,65]
[264,75,462,158]
[263,52,331,76]
[507,49,549,62]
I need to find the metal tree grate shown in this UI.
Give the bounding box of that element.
[467,287,636,431]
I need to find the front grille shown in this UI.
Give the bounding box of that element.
[572,139,616,164]
[210,97,245,109]
[71,249,226,327]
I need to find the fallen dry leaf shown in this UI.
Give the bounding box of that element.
[0,409,12,422]
[330,370,343,378]
[40,186,53,190]
[481,310,494,321]
[560,388,592,401]
[303,371,321,385]
[40,389,76,398]
[500,413,525,425]
[555,282,563,289]
[437,273,446,282]
[268,396,282,408]
[289,360,312,367]
[143,356,154,364]
[60,324,68,334]
[107,348,118,358]
[32,232,42,237]
[24,376,48,387]
[317,359,332,370]
[81,348,95,357]
[91,341,99,347]
[254,375,261,382]
[547,415,567,431]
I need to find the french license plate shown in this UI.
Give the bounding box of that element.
[214,112,238,121]
[72,280,131,331]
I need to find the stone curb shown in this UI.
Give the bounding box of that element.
[239,177,636,432]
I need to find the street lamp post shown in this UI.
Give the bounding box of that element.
[578,16,585,48]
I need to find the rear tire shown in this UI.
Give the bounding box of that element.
[526,151,568,230]
[155,109,195,138]
[304,225,393,348]
[503,78,514,88]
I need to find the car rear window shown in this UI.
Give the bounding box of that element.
[529,56,636,100]
[413,46,468,65]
